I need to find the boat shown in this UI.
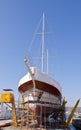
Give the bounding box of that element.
[18,14,65,128]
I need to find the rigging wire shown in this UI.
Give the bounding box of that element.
[27,15,42,54]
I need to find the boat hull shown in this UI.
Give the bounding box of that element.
[18,67,63,128]
[18,80,61,98]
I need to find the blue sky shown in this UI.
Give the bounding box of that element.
[0,0,81,106]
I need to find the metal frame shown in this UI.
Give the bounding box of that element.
[20,87,64,129]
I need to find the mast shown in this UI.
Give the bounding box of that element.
[47,49,48,74]
[42,13,45,72]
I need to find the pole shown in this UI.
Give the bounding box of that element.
[42,13,45,72]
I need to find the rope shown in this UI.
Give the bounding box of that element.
[27,15,42,54]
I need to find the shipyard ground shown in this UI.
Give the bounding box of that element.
[0,126,71,130]
[0,120,71,130]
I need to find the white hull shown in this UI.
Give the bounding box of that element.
[18,67,61,98]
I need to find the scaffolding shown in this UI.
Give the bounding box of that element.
[19,87,66,129]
